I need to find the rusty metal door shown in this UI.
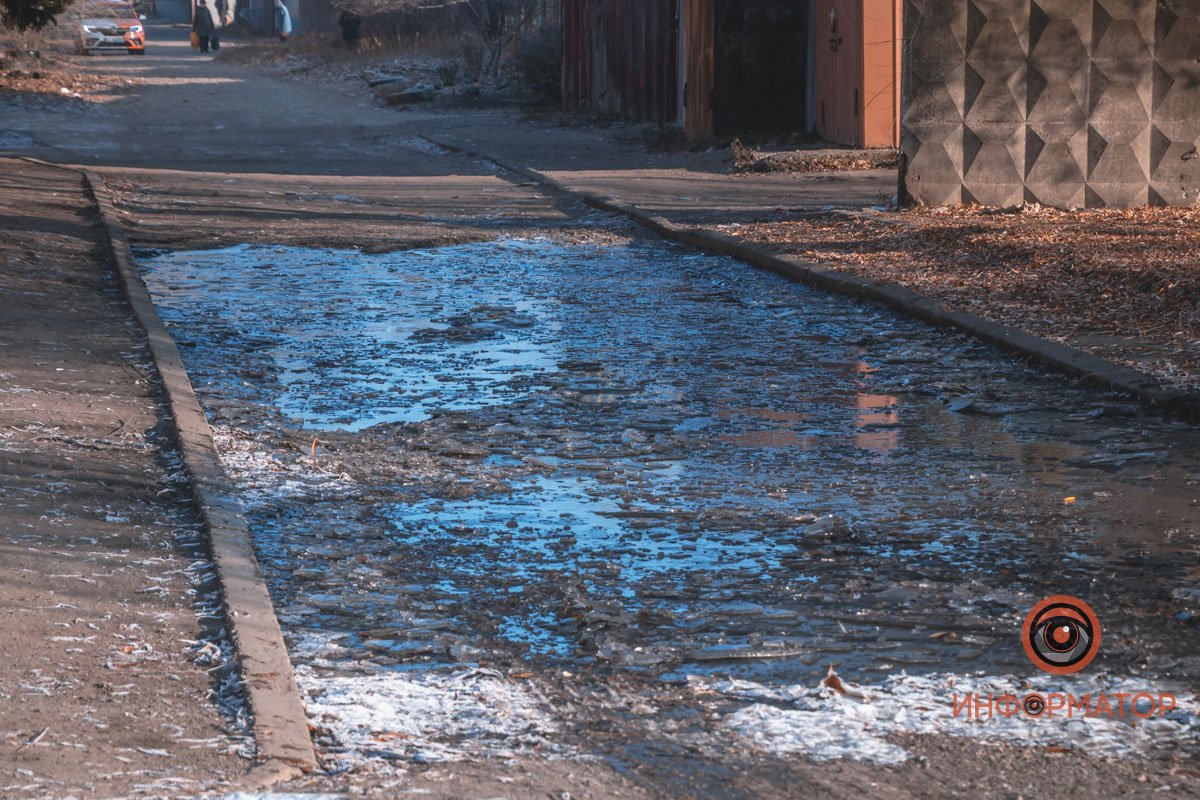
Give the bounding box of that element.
[860,0,901,147]
[813,0,862,146]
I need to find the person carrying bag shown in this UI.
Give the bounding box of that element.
[192,0,215,52]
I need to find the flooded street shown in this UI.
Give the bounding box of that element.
[139,232,1200,770]
[10,10,1200,792]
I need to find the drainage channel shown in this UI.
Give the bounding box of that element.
[137,234,1200,768]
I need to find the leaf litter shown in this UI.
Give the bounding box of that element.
[723,206,1200,393]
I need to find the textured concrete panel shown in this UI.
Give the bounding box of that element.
[902,0,1200,207]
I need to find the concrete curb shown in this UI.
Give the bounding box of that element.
[81,169,319,779]
[420,135,1199,419]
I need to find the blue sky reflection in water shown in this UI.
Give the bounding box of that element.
[140,239,1200,682]
[147,242,562,430]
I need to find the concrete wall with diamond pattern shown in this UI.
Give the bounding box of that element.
[900,0,1200,208]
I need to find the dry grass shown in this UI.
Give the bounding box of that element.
[729,138,899,174]
[724,205,1200,391]
[216,29,459,67]
[0,28,138,101]
[214,36,345,66]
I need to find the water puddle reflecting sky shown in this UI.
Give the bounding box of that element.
[148,242,561,430]
[140,239,1200,687]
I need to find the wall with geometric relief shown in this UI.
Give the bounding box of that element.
[900,0,1200,208]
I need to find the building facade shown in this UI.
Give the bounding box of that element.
[901,0,1200,208]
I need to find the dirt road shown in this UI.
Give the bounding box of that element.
[2,9,1199,800]
[0,159,247,797]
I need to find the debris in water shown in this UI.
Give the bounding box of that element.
[820,664,869,701]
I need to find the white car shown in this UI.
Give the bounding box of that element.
[76,0,146,55]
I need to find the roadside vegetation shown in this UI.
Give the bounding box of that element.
[1,0,74,33]
[0,5,136,104]
[218,0,561,109]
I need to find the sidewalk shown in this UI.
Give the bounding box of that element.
[0,159,245,797]
[419,111,896,223]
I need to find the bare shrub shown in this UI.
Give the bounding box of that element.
[1,0,72,32]
[435,59,457,85]
[460,32,482,81]
[512,19,557,100]
[338,0,554,82]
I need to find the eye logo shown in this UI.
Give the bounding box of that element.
[1022,595,1101,674]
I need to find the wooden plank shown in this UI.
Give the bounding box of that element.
[683,0,713,139]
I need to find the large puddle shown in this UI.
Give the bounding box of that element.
[141,238,1200,765]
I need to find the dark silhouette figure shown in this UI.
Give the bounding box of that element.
[192,0,215,52]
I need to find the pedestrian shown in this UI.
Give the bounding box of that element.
[192,0,215,53]
[214,0,229,26]
[208,0,226,51]
[274,0,292,42]
[337,6,361,50]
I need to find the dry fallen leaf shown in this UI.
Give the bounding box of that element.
[820,664,870,701]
